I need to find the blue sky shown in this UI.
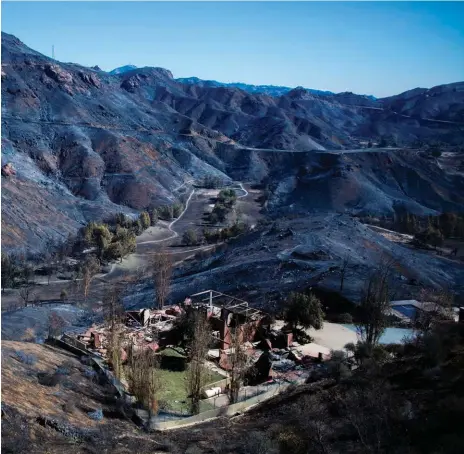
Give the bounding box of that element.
[2,1,463,97]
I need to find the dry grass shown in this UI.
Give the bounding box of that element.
[1,341,105,428]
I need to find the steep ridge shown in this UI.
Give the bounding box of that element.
[1,32,464,253]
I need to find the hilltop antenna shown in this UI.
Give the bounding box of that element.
[52,45,55,60]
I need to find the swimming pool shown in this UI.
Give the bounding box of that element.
[392,304,418,320]
[343,325,414,344]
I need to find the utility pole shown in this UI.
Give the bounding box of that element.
[52,45,55,60]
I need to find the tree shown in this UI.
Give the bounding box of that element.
[131,219,144,236]
[103,285,125,379]
[1,252,16,292]
[158,205,174,221]
[415,288,454,333]
[439,212,458,238]
[150,208,159,226]
[79,255,100,303]
[356,260,392,351]
[114,226,137,257]
[172,203,184,218]
[60,289,68,302]
[115,212,129,228]
[378,136,387,148]
[48,311,67,339]
[212,203,228,223]
[228,322,254,404]
[103,242,124,263]
[339,254,350,292]
[217,189,237,207]
[415,227,444,249]
[139,211,151,230]
[102,284,125,330]
[107,324,124,380]
[284,292,324,331]
[126,345,162,417]
[152,249,172,309]
[186,311,211,414]
[18,282,35,307]
[182,229,199,246]
[84,222,113,258]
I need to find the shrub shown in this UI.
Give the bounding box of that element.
[182,229,199,246]
[87,408,103,421]
[62,401,75,414]
[21,327,36,342]
[15,351,37,366]
[56,366,71,376]
[83,367,97,380]
[37,372,61,387]
[60,289,68,302]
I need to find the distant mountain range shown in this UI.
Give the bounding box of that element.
[110,65,377,100]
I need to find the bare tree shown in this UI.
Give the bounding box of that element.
[186,311,211,414]
[228,321,254,404]
[415,287,454,334]
[80,255,100,304]
[107,324,124,380]
[356,258,393,351]
[102,284,125,330]
[18,284,35,307]
[103,284,125,380]
[47,311,67,339]
[126,345,163,417]
[152,249,172,309]
[339,253,350,292]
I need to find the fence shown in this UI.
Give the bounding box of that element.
[61,333,88,351]
[152,381,291,431]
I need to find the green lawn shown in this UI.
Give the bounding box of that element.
[158,367,224,413]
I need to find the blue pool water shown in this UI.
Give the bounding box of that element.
[343,325,414,344]
[392,304,418,319]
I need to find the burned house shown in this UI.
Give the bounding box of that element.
[188,290,270,350]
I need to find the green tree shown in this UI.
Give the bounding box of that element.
[212,203,228,222]
[104,242,124,262]
[131,219,143,236]
[139,211,151,230]
[150,208,159,226]
[114,226,137,256]
[182,229,199,246]
[284,292,324,331]
[172,203,184,218]
[1,252,15,292]
[84,223,113,258]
